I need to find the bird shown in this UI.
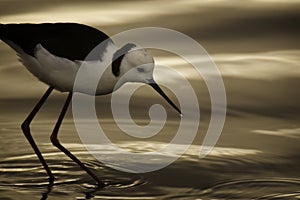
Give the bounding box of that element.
[0,23,181,187]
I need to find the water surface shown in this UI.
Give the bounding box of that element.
[0,105,300,199]
[1,0,300,199]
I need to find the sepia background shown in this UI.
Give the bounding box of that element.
[0,0,300,199]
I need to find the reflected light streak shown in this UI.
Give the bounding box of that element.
[1,0,299,24]
[0,1,195,24]
[253,128,300,138]
[156,50,300,80]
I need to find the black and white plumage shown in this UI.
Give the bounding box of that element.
[0,23,147,94]
[0,23,181,187]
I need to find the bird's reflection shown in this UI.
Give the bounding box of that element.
[40,183,53,200]
[39,182,101,200]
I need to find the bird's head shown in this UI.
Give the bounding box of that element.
[112,43,154,84]
[112,43,181,115]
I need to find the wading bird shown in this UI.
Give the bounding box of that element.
[0,23,181,187]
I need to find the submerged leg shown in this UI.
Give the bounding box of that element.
[50,92,105,187]
[21,87,54,183]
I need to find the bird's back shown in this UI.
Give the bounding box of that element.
[0,23,112,61]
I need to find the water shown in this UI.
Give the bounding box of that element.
[0,104,299,199]
[1,0,300,199]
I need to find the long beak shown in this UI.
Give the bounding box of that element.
[148,81,182,116]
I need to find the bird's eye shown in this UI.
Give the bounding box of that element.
[137,68,145,73]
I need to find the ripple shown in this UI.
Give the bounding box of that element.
[200,178,300,199]
[1,140,299,199]
[0,149,146,194]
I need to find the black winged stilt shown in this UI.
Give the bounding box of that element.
[0,23,181,187]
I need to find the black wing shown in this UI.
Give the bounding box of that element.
[0,23,112,61]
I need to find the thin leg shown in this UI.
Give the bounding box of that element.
[21,87,54,183]
[50,92,105,187]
